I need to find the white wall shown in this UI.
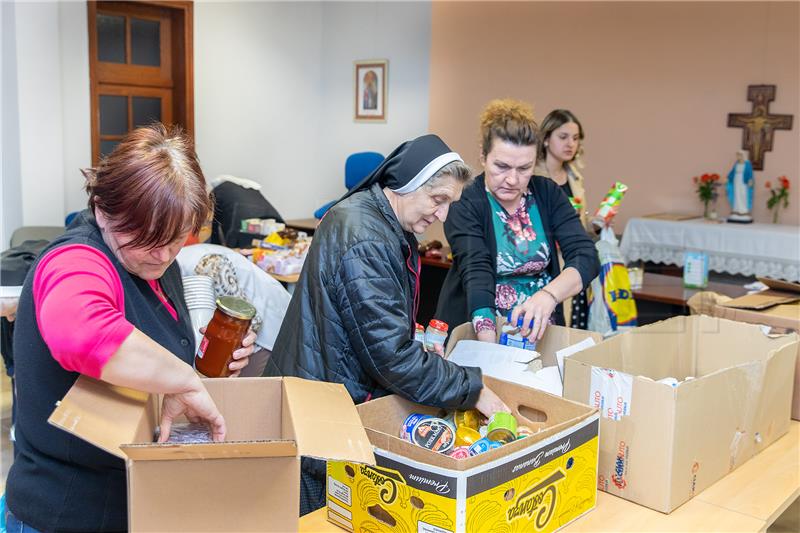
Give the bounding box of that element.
[1,1,91,244]
[195,1,432,220]
[2,1,23,250]
[194,1,325,221]
[4,1,431,236]
[316,2,432,212]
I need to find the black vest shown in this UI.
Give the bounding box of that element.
[7,210,195,532]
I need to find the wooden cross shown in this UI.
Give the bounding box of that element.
[727,85,793,170]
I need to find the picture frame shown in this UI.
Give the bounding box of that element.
[354,59,387,122]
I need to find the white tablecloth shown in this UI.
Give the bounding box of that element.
[619,217,800,281]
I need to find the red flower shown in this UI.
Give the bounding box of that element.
[779,176,790,190]
[765,181,772,189]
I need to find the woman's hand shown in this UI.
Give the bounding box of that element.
[476,329,496,344]
[475,385,510,418]
[511,289,558,342]
[158,378,226,443]
[198,326,256,377]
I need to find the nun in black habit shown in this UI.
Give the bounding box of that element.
[264,134,509,515]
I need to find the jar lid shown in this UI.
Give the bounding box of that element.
[216,296,256,320]
[429,319,449,332]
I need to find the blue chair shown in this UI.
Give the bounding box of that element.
[314,151,384,219]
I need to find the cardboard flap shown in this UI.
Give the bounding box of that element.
[721,291,800,311]
[282,377,375,464]
[48,375,151,460]
[120,440,298,461]
[757,277,800,294]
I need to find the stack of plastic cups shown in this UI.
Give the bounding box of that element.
[182,275,216,349]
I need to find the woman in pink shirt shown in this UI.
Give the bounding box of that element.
[6,124,254,532]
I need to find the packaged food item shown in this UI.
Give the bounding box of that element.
[593,181,628,227]
[414,323,425,344]
[486,412,518,444]
[409,417,455,454]
[448,446,471,459]
[154,422,212,444]
[453,409,480,430]
[454,426,481,447]
[400,413,431,441]
[195,296,256,377]
[468,437,502,456]
[424,319,449,355]
[499,311,537,351]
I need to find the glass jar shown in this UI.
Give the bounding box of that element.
[195,296,256,378]
[424,319,448,355]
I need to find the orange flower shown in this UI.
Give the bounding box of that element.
[765,181,772,189]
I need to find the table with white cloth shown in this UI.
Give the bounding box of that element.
[620,217,800,282]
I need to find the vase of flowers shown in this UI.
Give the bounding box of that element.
[693,173,721,219]
[765,176,790,224]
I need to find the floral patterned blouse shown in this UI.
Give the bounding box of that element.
[472,190,552,334]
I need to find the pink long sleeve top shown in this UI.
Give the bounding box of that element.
[33,244,178,378]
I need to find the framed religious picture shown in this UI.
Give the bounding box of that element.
[354,59,387,122]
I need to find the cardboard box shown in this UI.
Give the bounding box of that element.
[713,278,800,420]
[49,376,374,532]
[326,376,600,533]
[563,315,799,513]
[445,322,602,362]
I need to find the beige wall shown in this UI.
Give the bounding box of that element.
[429,1,799,230]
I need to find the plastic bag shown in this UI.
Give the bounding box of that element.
[587,227,638,336]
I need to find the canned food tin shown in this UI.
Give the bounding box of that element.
[400,413,431,441]
[468,438,496,456]
[454,426,481,447]
[453,409,481,430]
[448,446,471,460]
[487,412,518,444]
[410,417,455,453]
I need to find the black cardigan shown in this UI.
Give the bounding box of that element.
[436,174,599,329]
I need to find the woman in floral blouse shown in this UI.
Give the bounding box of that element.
[436,99,598,342]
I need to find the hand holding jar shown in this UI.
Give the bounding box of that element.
[195,296,257,377]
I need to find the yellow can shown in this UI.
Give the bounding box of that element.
[455,426,482,447]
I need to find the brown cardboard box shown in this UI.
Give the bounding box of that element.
[445,322,602,372]
[327,376,599,533]
[49,376,374,532]
[713,278,800,420]
[563,315,799,513]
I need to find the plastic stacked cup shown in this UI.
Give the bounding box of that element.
[182,275,216,348]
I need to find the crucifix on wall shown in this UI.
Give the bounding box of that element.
[727,85,793,170]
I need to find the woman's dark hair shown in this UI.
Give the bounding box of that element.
[83,123,212,250]
[538,109,584,161]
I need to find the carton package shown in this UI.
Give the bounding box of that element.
[713,277,800,420]
[326,376,600,533]
[563,315,799,513]
[445,323,602,396]
[49,376,374,532]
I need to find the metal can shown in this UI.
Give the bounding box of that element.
[468,438,495,456]
[453,409,481,430]
[487,412,518,444]
[448,446,471,460]
[410,417,455,454]
[400,413,431,441]
[454,426,481,447]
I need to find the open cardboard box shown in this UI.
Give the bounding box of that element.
[714,277,800,420]
[563,315,799,513]
[326,376,600,533]
[446,321,602,375]
[49,376,374,532]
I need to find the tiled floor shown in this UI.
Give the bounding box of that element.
[0,370,797,529]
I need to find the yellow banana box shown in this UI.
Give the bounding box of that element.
[326,377,599,533]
